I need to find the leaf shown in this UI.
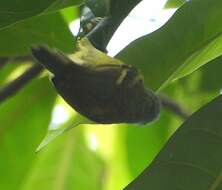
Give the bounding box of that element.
[103,110,181,190]
[45,0,83,12]
[117,0,222,91]
[0,63,19,84]
[0,12,75,56]
[60,6,80,24]
[85,0,110,17]
[21,126,105,190]
[124,95,222,190]
[124,111,180,178]
[0,0,83,29]
[109,0,141,17]
[199,56,222,92]
[164,0,186,9]
[0,77,56,190]
[36,114,94,152]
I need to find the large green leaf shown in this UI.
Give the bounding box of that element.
[21,125,105,190]
[124,95,222,189]
[124,111,180,178]
[0,12,75,56]
[117,0,222,91]
[199,56,222,92]
[0,77,56,190]
[0,0,83,29]
[60,7,80,24]
[164,0,186,9]
[103,111,181,190]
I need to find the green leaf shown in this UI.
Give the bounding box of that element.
[45,0,83,12]
[36,114,94,152]
[21,126,105,190]
[85,0,110,17]
[0,12,75,56]
[60,7,80,24]
[104,110,181,190]
[117,0,222,91]
[124,95,222,190]
[0,77,56,190]
[0,0,83,29]
[124,111,180,179]
[164,0,186,9]
[0,63,19,84]
[199,56,222,92]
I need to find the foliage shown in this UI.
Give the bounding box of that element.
[0,0,222,189]
[125,95,222,190]
[164,0,186,9]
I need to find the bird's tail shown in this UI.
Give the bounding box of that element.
[31,46,72,75]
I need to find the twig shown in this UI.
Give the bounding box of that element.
[0,64,43,103]
[159,95,190,120]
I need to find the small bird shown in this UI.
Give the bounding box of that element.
[31,38,160,124]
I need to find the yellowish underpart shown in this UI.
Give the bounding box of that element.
[69,38,124,65]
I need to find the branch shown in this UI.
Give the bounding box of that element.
[159,95,190,120]
[0,64,43,104]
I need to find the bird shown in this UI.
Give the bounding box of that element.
[31,38,160,124]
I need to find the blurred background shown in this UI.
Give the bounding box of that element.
[1,0,221,189]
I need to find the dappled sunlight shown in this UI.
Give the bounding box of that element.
[49,96,76,129]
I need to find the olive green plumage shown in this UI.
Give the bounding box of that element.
[31,38,160,124]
